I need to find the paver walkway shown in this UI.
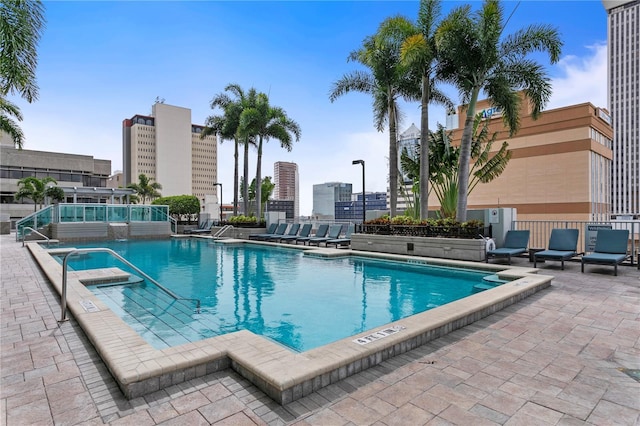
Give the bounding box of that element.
[2,233,639,425]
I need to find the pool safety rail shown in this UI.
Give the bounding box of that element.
[59,248,200,322]
[20,226,56,247]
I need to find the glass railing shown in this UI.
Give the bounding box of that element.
[52,204,170,223]
[16,206,54,240]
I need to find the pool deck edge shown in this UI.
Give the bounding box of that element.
[27,241,553,404]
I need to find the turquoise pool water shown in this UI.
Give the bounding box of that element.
[59,239,492,352]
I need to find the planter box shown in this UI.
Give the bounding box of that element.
[351,233,486,262]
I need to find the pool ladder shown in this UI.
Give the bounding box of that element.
[20,226,57,247]
[59,248,201,322]
[213,224,233,238]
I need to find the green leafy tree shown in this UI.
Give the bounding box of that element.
[330,18,420,217]
[127,174,162,204]
[244,176,276,215]
[238,92,300,219]
[152,195,200,223]
[45,186,65,204]
[381,0,453,219]
[435,0,562,221]
[14,176,56,211]
[0,0,45,148]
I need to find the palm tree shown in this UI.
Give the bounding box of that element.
[435,0,562,221]
[330,18,419,217]
[14,176,56,211]
[203,85,244,216]
[394,0,453,219]
[400,116,512,219]
[238,92,300,219]
[0,0,45,148]
[127,174,162,204]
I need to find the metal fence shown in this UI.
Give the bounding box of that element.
[512,220,638,263]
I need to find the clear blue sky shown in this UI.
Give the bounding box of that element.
[13,1,608,216]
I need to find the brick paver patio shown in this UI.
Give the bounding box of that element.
[2,233,639,425]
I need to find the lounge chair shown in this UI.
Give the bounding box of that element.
[581,229,629,276]
[486,230,530,264]
[248,223,278,240]
[184,219,213,234]
[326,224,354,248]
[308,224,343,246]
[266,223,300,242]
[296,224,328,245]
[280,223,312,243]
[534,228,579,270]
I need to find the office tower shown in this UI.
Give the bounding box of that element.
[312,182,352,219]
[603,0,640,217]
[397,123,420,184]
[122,103,217,205]
[273,161,299,218]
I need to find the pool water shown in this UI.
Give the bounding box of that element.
[60,239,492,352]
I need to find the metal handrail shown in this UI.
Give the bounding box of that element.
[21,226,53,247]
[60,248,200,322]
[213,224,233,238]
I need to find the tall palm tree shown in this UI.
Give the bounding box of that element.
[14,176,56,211]
[394,0,453,219]
[435,0,562,221]
[330,18,419,217]
[238,92,300,219]
[203,87,242,216]
[127,174,162,204]
[0,0,45,148]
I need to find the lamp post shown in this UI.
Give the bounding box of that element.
[352,160,365,228]
[213,182,223,223]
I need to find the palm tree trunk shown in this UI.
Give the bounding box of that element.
[419,74,430,220]
[243,137,249,216]
[388,98,398,217]
[456,87,480,222]
[233,137,239,216]
[255,137,263,219]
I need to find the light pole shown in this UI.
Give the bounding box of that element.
[213,182,223,223]
[352,160,365,228]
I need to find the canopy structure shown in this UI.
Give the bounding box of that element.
[59,187,136,204]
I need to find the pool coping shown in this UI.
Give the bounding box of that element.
[27,239,553,404]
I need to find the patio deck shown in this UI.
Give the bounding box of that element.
[1,232,639,425]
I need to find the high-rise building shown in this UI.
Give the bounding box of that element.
[603,0,640,218]
[312,182,352,219]
[397,123,420,184]
[122,103,217,212]
[273,161,299,218]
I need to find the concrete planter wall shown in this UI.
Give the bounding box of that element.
[351,233,486,262]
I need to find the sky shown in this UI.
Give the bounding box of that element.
[12,0,609,216]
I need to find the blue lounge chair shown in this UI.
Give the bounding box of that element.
[486,230,530,264]
[326,224,354,248]
[248,223,278,240]
[296,224,328,245]
[308,224,343,246]
[280,223,312,243]
[185,219,213,234]
[267,223,300,242]
[581,229,629,276]
[534,229,579,270]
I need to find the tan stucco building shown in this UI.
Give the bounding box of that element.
[433,96,614,221]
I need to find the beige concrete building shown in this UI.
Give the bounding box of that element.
[435,97,613,221]
[273,161,299,218]
[0,137,111,222]
[122,103,217,213]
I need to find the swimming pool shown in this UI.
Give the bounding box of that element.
[31,238,551,403]
[60,238,493,352]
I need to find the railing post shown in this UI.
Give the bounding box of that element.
[60,253,70,322]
